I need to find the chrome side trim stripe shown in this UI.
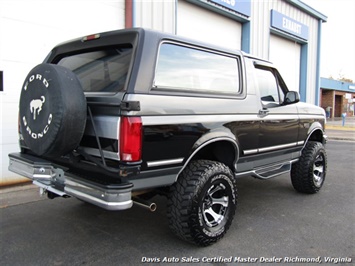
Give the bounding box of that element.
[244,141,303,155]
[243,149,258,155]
[259,142,299,153]
[147,158,184,167]
[141,114,261,126]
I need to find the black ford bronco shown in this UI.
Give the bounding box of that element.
[9,28,327,246]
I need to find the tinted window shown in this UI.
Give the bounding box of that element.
[154,43,240,95]
[58,46,132,93]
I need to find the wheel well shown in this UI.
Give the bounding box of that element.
[308,129,324,143]
[191,140,237,171]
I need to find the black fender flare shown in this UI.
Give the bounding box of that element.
[303,122,326,148]
[176,128,240,181]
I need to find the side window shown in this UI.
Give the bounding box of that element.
[154,43,240,95]
[255,67,285,105]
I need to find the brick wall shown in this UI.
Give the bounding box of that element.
[321,89,355,117]
[321,89,334,118]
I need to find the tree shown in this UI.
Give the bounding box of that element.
[327,73,353,83]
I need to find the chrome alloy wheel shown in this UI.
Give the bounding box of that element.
[168,160,237,246]
[313,154,325,187]
[202,182,229,228]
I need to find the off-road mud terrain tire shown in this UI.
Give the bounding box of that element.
[19,64,86,157]
[167,160,237,246]
[291,141,327,194]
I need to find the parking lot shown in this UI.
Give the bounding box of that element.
[1,140,354,265]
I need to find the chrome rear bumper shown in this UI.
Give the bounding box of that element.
[8,153,133,211]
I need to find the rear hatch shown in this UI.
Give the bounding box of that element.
[29,29,141,170]
[9,29,145,209]
[56,46,132,163]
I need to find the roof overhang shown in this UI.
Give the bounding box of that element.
[287,0,328,22]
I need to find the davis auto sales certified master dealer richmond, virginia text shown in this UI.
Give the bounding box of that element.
[141,256,352,263]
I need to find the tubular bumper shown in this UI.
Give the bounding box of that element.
[8,152,133,211]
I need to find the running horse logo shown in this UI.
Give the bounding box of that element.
[30,96,45,120]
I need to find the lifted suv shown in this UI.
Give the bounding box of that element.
[9,28,327,246]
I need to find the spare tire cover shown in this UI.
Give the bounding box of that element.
[19,64,87,157]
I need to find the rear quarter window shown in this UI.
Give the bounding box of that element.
[57,45,132,93]
[154,43,241,96]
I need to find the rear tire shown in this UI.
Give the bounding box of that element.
[291,141,327,194]
[167,160,237,246]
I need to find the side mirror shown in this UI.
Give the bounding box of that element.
[284,91,300,105]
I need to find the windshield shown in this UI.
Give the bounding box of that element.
[58,45,133,93]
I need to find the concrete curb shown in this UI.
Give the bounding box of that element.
[326,125,355,131]
[326,129,355,142]
[327,138,355,142]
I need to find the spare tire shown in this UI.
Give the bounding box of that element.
[19,64,86,157]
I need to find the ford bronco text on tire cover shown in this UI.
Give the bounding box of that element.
[9,28,327,246]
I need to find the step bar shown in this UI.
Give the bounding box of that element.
[235,159,298,179]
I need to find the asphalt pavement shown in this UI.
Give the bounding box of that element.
[0,140,354,266]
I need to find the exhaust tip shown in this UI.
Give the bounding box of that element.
[133,197,157,212]
[149,202,157,212]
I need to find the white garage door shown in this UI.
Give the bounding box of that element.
[0,1,125,185]
[269,34,301,92]
[177,0,242,50]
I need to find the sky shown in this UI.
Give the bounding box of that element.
[302,0,355,82]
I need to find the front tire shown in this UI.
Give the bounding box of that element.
[291,141,327,194]
[167,160,237,246]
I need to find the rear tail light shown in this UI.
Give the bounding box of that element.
[120,117,142,162]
